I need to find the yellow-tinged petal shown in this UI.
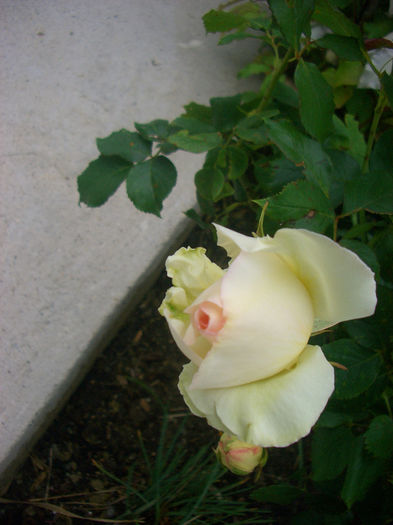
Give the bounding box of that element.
[159,286,207,365]
[214,223,274,258]
[178,364,234,436]
[166,247,223,302]
[179,345,334,448]
[274,229,377,330]
[190,250,314,389]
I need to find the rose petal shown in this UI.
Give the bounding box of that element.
[190,250,314,389]
[179,345,334,447]
[178,363,234,436]
[166,246,223,302]
[274,229,377,330]
[214,223,274,258]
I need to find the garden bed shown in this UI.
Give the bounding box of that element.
[2,221,302,524]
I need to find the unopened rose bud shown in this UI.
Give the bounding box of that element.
[215,434,268,476]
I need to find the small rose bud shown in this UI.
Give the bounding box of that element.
[215,434,268,476]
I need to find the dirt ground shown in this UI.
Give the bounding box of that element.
[1,222,300,524]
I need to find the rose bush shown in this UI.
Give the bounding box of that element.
[159,224,377,448]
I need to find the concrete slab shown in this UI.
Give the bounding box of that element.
[0,0,259,490]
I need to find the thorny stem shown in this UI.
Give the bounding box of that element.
[251,47,293,116]
[362,87,387,173]
[335,53,387,240]
[256,200,269,237]
[383,391,393,419]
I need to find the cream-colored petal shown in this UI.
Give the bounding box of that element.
[190,250,314,389]
[159,287,205,365]
[178,362,234,436]
[274,229,377,329]
[161,307,203,365]
[166,247,223,302]
[180,345,334,448]
[214,223,275,258]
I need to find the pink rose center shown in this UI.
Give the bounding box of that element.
[193,301,226,340]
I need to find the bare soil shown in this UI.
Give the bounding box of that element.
[1,222,300,524]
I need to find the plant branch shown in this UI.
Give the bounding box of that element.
[362,87,387,173]
[251,47,293,115]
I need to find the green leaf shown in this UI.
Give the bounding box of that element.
[341,221,376,240]
[295,60,335,141]
[344,319,381,349]
[184,209,209,230]
[171,117,216,134]
[364,16,393,39]
[346,88,375,125]
[344,172,393,215]
[194,167,225,201]
[369,129,393,173]
[251,484,304,505]
[317,410,354,428]
[196,190,215,216]
[272,81,299,108]
[134,119,171,140]
[167,130,223,153]
[266,120,333,193]
[341,436,385,508]
[214,181,235,202]
[256,179,334,225]
[313,0,361,37]
[210,94,243,132]
[182,102,212,124]
[317,34,364,61]
[311,426,355,481]
[78,156,130,207]
[202,9,244,33]
[265,120,304,162]
[323,61,364,88]
[235,115,270,144]
[203,147,227,170]
[339,239,380,279]
[231,1,261,19]
[96,129,152,163]
[237,62,270,78]
[326,114,366,166]
[269,0,315,51]
[364,415,393,459]
[323,339,381,399]
[226,146,248,180]
[261,158,303,194]
[373,226,393,282]
[126,156,177,217]
[249,13,272,31]
[327,149,361,207]
[219,31,260,45]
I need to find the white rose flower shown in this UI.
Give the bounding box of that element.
[159,225,377,448]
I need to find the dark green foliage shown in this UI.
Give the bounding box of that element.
[78,155,130,206]
[252,484,304,505]
[295,60,335,141]
[126,157,177,217]
[341,437,385,509]
[316,34,364,61]
[195,168,225,201]
[270,0,315,52]
[311,426,355,481]
[365,415,393,459]
[96,129,152,162]
[323,340,381,399]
